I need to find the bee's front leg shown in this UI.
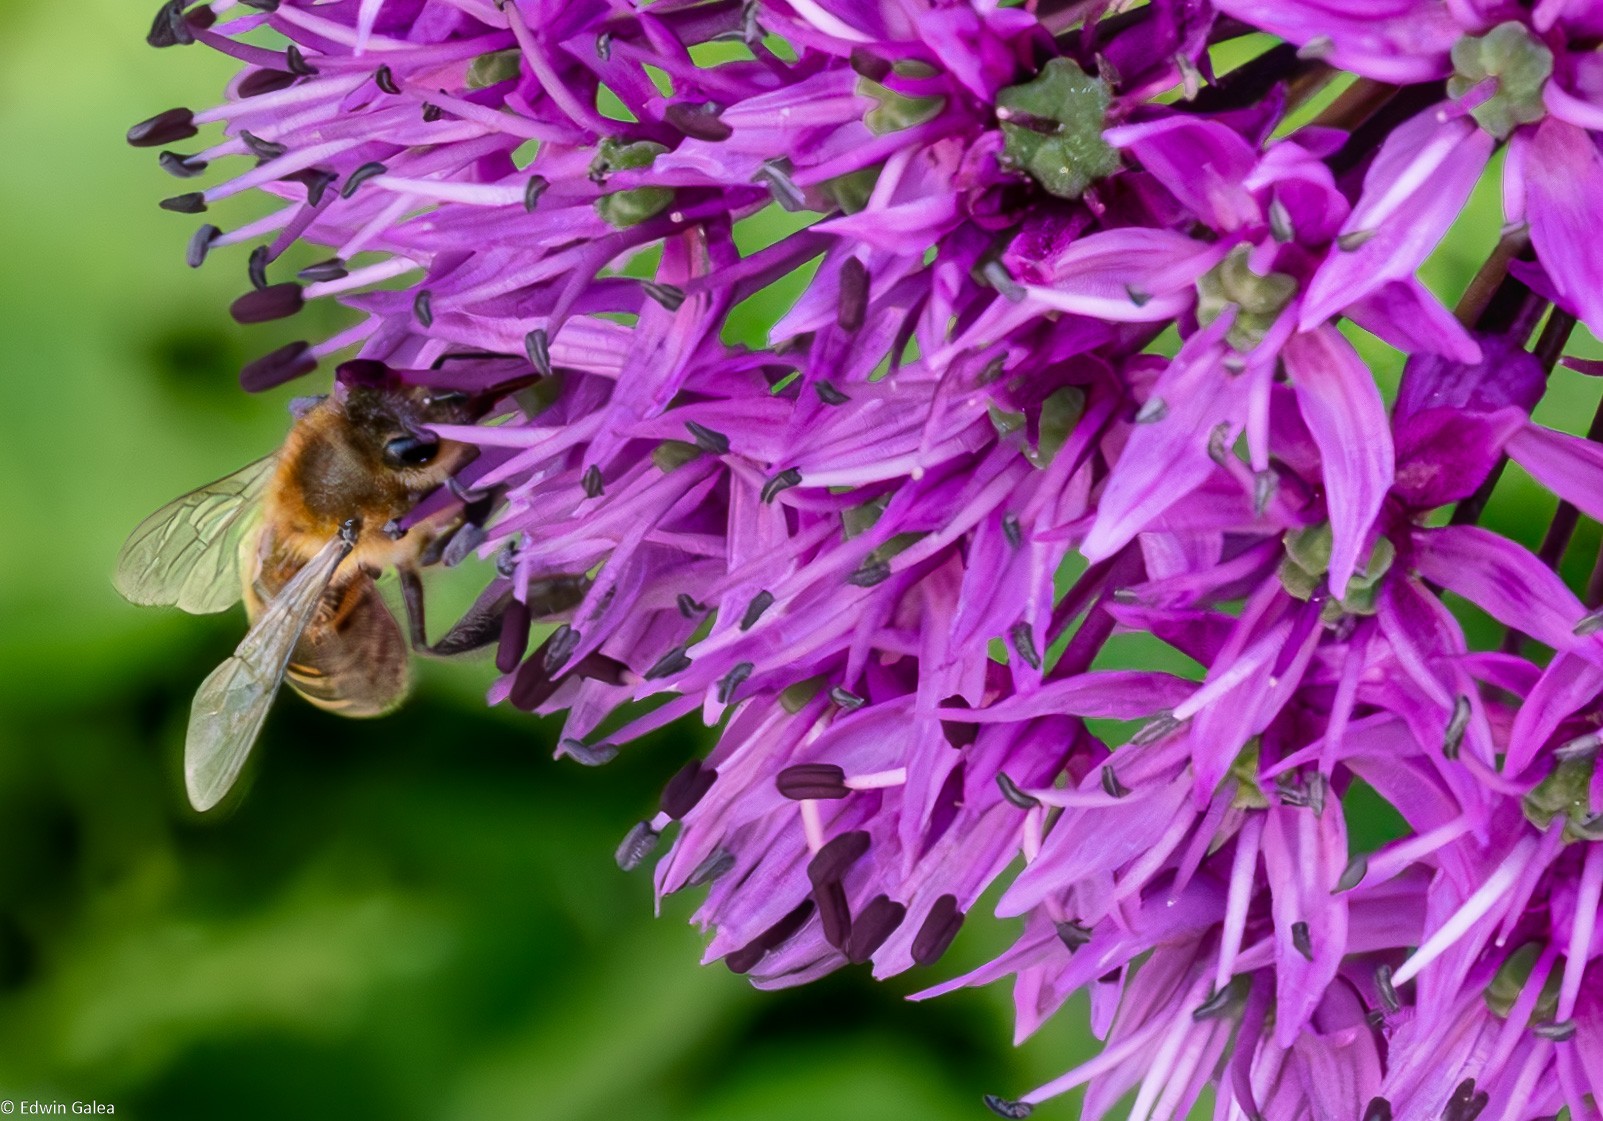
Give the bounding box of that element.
[397,564,429,652]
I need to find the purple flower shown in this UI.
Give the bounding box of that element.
[130,0,1603,1117]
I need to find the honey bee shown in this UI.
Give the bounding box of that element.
[115,363,529,812]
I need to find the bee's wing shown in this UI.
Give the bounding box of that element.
[114,455,277,614]
[185,532,351,812]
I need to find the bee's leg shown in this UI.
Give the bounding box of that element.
[397,564,430,651]
[430,579,513,657]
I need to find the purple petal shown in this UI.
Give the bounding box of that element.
[1507,421,1603,524]
[1083,317,1245,561]
[1211,0,1460,83]
[1411,525,1591,655]
[1392,405,1526,509]
[1284,326,1394,597]
[1394,331,1547,421]
[1525,117,1603,338]
[1300,112,1492,330]
[1344,278,1481,363]
[1103,116,1260,231]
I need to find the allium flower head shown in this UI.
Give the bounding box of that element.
[131,0,1603,1116]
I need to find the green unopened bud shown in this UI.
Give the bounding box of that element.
[652,439,702,472]
[1026,386,1086,468]
[1280,526,1394,617]
[842,495,890,539]
[822,164,881,214]
[1197,245,1298,352]
[466,49,521,89]
[988,402,1026,437]
[995,59,1120,199]
[869,532,926,565]
[1484,942,1561,1021]
[1285,523,1334,576]
[1523,750,1597,840]
[780,675,826,713]
[1228,738,1269,810]
[591,139,674,227]
[858,77,945,136]
[1448,22,1553,140]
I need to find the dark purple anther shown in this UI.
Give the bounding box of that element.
[814,880,851,949]
[298,258,347,283]
[739,591,774,631]
[560,739,618,767]
[185,224,220,268]
[159,151,207,178]
[758,899,816,950]
[837,257,868,332]
[910,894,963,965]
[716,662,753,705]
[523,328,551,376]
[760,467,801,502]
[615,821,659,871]
[806,831,871,887]
[844,895,905,963]
[247,245,269,290]
[496,597,531,674]
[685,421,730,455]
[230,283,303,323]
[239,341,316,392]
[285,44,317,75]
[996,773,1039,809]
[238,68,295,97]
[644,645,692,680]
[542,624,579,672]
[1055,920,1092,951]
[127,108,197,148]
[283,168,336,206]
[665,101,733,142]
[686,849,736,888]
[341,161,387,199]
[777,764,849,800]
[660,759,717,819]
[159,192,207,213]
[524,175,548,212]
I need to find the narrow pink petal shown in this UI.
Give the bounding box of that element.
[1507,421,1603,523]
[1344,278,1482,363]
[1283,326,1394,597]
[1411,525,1590,653]
[1301,112,1492,329]
[1083,317,1245,561]
[1506,652,1603,776]
[1211,0,1459,83]
[1526,117,1603,338]
[1103,117,1261,230]
[1020,228,1230,324]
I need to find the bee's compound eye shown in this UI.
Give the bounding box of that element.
[384,434,439,468]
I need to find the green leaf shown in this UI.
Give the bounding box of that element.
[995,59,1120,199]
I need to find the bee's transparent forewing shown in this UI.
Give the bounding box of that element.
[114,456,277,614]
[184,533,350,812]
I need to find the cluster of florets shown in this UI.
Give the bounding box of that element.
[132,0,1603,1116]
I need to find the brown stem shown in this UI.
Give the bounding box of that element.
[1327,82,1447,177]
[1451,310,1576,530]
[1454,229,1531,328]
[1311,77,1398,132]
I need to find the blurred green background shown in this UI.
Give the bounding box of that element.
[5,4,1603,1120]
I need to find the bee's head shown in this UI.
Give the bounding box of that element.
[332,359,505,482]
